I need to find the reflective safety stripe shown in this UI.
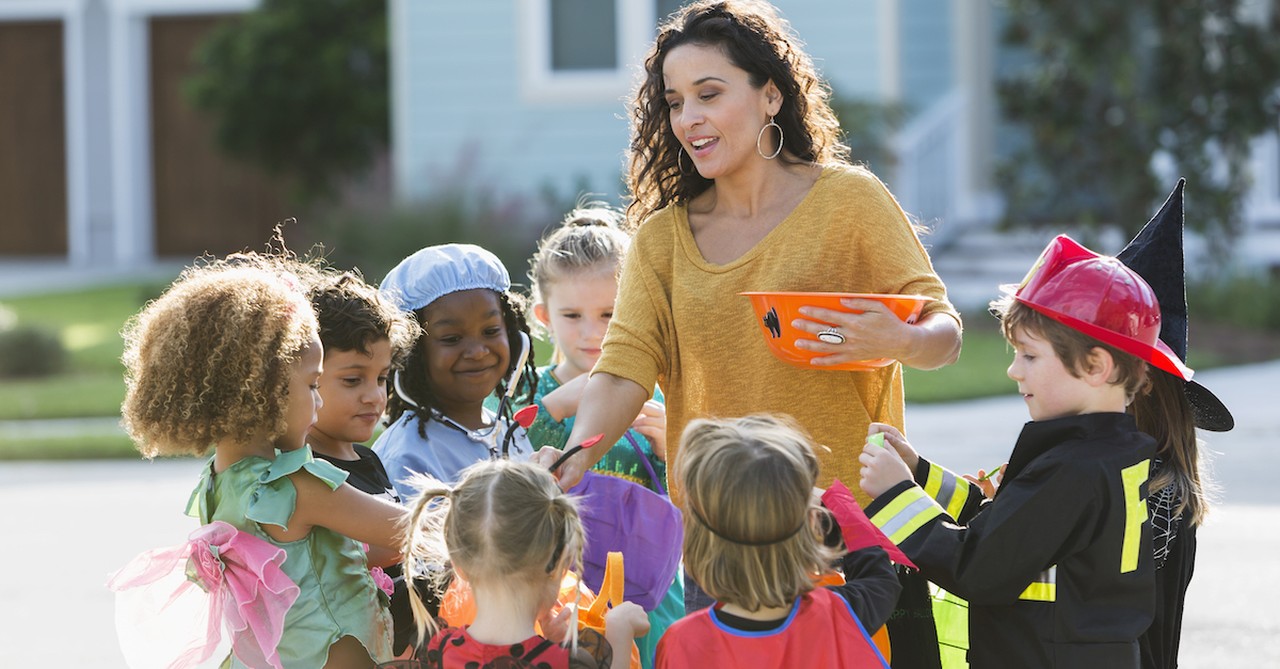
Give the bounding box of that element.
[923,462,971,520]
[1018,565,1057,602]
[871,485,945,544]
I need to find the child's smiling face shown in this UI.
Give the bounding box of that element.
[420,289,511,422]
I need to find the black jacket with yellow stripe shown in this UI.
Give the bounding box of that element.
[866,413,1156,668]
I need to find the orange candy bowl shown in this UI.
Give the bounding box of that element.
[740,291,934,371]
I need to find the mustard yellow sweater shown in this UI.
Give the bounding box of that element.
[596,164,961,506]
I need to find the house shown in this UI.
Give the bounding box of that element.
[0,0,289,270]
[389,0,1280,250]
[3,0,1278,272]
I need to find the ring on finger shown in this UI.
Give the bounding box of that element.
[817,327,845,345]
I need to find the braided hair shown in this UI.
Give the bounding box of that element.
[387,289,538,438]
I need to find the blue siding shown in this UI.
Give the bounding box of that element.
[398,0,630,205]
[396,0,888,206]
[774,0,882,100]
[899,0,953,116]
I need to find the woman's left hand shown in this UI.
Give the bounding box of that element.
[792,297,915,367]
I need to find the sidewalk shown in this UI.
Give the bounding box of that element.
[1,361,1276,666]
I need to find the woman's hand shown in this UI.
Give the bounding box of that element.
[793,301,961,370]
[631,399,667,461]
[859,436,913,499]
[792,297,914,367]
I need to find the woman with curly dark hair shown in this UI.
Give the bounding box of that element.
[538,2,962,664]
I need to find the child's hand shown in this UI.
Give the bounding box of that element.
[604,601,650,641]
[963,463,1006,500]
[868,423,919,471]
[631,400,667,461]
[859,436,913,499]
[537,603,576,643]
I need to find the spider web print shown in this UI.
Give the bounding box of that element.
[1149,459,1182,570]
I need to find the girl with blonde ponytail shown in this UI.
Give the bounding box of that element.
[396,460,649,669]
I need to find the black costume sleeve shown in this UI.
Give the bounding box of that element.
[825,545,903,630]
[867,455,1108,606]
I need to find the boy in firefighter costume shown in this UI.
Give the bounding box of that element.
[859,234,1190,668]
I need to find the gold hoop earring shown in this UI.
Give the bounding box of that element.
[677,146,695,175]
[756,116,783,160]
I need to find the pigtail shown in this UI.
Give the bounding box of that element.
[498,291,539,407]
[400,473,456,644]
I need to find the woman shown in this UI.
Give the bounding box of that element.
[547,0,961,506]
[537,3,962,662]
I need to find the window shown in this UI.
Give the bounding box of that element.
[519,0,690,104]
[550,0,616,71]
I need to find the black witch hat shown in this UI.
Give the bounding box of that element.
[1116,179,1234,431]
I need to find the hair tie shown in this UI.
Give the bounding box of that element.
[687,503,806,547]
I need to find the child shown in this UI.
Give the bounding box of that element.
[373,243,539,497]
[307,269,424,656]
[525,203,667,489]
[859,235,1191,668]
[1115,179,1231,669]
[521,204,679,668]
[655,415,901,668]
[401,459,650,668]
[120,253,408,668]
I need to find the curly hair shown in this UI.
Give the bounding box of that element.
[386,289,538,436]
[625,0,850,228]
[121,254,318,457]
[308,269,421,367]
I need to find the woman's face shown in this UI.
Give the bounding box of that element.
[663,43,779,180]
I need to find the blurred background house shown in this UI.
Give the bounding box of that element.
[3,0,1279,291]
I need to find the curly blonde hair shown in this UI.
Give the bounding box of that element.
[121,254,318,457]
[625,0,850,228]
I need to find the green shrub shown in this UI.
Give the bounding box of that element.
[1187,270,1280,332]
[0,324,67,378]
[306,189,578,288]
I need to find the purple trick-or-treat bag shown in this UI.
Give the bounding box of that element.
[569,435,682,611]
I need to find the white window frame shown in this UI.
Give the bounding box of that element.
[517,0,659,105]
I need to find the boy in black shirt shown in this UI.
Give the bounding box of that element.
[308,270,422,654]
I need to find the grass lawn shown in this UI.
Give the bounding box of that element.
[0,279,1274,460]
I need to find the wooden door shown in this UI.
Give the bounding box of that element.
[150,14,290,257]
[0,20,67,255]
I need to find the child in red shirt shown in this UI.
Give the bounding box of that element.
[655,415,899,668]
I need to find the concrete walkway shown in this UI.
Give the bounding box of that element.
[1,361,1277,666]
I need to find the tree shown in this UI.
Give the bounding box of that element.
[184,0,388,203]
[997,0,1280,261]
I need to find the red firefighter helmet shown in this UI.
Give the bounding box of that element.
[1013,235,1193,381]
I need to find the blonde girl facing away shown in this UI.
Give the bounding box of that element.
[399,460,649,669]
[121,254,409,668]
[655,415,900,668]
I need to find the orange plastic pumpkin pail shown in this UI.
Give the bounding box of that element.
[740,291,933,371]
